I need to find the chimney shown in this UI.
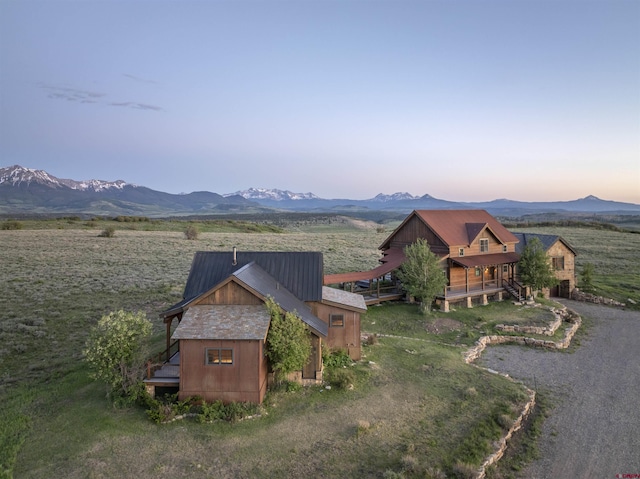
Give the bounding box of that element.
[232,246,237,266]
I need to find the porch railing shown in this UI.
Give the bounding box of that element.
[145,340,179,379]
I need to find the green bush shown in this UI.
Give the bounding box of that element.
[1,220,23,230]
[98,226,116,238]
[83,310,151,404]
[184,224,199,240]
[325,368,355,390]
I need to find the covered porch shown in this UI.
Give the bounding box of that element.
[438,252,522,312]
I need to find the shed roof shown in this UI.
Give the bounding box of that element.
[182,251,324,303]
[321,286,367,312]
[172,305,271,340]
[512,233,577,256]
[323,247,406,284]
[449,252,520,268]
[380,210,519,249]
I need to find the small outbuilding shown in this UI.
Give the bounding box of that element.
[145,250,366,404]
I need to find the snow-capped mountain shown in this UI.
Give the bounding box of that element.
[0,165,128,192]
[2,165,639,217]
[228,188,319,201]
[372,192,420,202]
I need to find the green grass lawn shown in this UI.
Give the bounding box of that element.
[0,221,633,478]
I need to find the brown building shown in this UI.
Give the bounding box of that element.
[512,232,578,298]
[145,250,366,404]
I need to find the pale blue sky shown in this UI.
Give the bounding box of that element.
[1,0,638,202]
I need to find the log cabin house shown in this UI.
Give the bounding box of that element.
[144,250,366,404]
[325,210,524,311]
[512,232,578,298]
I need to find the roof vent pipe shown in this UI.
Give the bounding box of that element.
[232,246,237,266]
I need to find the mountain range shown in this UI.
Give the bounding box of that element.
[1,165,639,218]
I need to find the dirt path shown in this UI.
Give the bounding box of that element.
[479,299,640,479]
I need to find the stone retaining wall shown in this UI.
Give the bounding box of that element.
[464,305,582,479]
[494,307,564,336]
[571,289,626,307]
[464,306,581,364]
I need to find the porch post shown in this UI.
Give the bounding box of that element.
[465,268,469,293]
[165,318,172,362]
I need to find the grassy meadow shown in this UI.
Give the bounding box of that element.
[0,217,637,478]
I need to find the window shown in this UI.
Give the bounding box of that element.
[459,248,465,257]
[475,267,481,277]
[552,257,565,271]
[503,265,509,274]
[330,314,344,327]
[206,348,233,365]
[480,239,489,253]
[502,245,508,252]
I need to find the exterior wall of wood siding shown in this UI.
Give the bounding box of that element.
[458,229,516,256]
[178,338,268,404]
[310,302,361,360]
[388,216,448,254]
[196,281,263,306]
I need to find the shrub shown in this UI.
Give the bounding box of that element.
[1,220,23,230]
[325,368,355,390]
[98,226,116,238]
[322,348,352,369]
[184,224,199,240]
[83,310,152,404]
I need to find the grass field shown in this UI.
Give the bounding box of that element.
[0,219,635,478]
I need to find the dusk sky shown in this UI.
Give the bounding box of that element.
[1,0,638,203]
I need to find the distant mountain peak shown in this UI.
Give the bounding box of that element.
[227,188,319,201]
[582,195,601,201]
[0,164,130,192]
[372,192,418,202]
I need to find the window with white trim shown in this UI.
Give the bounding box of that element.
[459,248,464,256]
[480,239,489,253]
[502,245,508,252]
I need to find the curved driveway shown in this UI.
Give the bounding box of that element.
[480,300,640,479]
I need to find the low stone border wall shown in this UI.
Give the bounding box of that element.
[494,307,564,336]
[464,306,581,364]
[571,289,626,307]
[464,306,582,479]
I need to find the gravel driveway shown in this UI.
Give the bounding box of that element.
[479,299,640,479]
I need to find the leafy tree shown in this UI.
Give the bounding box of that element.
[580,262,595,293]
[264,297,311,383]
[83,310,152,405]
[517,237,558,295]
[397,238,448,314]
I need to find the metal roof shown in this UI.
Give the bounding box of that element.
[232,262,328,338]
[381,210,520,249]
[323,247,406,284]
[182,251,324,302]
[449,252,520,268]
[512,233,578,256]
[171,305,271,340]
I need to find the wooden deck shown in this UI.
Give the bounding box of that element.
[143,351,180,387]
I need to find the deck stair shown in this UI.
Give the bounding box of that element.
[502,280,524,301]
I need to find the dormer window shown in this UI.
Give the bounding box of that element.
[480,239,489,253]
[459,248,464,257]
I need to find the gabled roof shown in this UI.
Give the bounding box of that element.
[380,210,519,249]
[232,262,328,338]
[182,251,324,303]
[512,233,578,256]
